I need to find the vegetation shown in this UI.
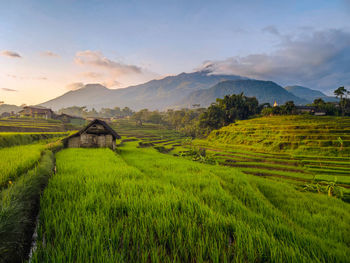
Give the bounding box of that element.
[207,115,350,155]
[0,118,77,132]
[58,106,133,118]
[0,144,46,188]
[0,132,68,148]
[31,144,350,262]
[0,150,55,263]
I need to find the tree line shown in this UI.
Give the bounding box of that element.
[131,87,350,137]
[58,106,133,118]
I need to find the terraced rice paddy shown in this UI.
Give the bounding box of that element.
[0,131,69,148]
[207,115,350,155]
[1,116,350,262]
[0,143,46,188]
[111,119,184,141]
[31,143,350,262]
[134,116,350,201]
[0,118,77,132]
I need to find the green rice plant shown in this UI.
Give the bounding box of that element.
[0,150,54,263]
[0,132,68,148]
[0,144,46,188]
[31,144,350,262]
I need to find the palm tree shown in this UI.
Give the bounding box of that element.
[334,86,347,100]
[334,87,348,116]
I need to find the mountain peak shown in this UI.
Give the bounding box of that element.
[80,83,109,91]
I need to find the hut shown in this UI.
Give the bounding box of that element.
[63,119,120,150]
[18,106,54,119]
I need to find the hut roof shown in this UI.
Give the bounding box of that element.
[63,119,121,142]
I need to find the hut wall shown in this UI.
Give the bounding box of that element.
[67,136,80,148]
[97,135,106,147]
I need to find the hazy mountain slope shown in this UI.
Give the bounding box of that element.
[284,85,338,102]
[40,84,113,110]
[0,104,23,114]
[39,71,244,111]
[180,80,308,107]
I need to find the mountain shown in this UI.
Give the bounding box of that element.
[180,80,308,107]
[40,84,113,110]
[284,86,338,102]
[0,104,22,114]
[39,71,244,111]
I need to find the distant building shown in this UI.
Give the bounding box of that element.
[62,119,121,150]
[18,106,54,119]
[0,112,11,118]
[55,113,85,123]
[295,106,315,114]
[273,101,278,107]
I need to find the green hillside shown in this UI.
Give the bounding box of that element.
[181,80,307,107]
[284,85,337,102]
[208,115,350,156]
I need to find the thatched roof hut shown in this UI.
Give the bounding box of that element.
[63,119,120,150]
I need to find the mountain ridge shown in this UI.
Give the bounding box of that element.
[180,79,308,107]
[38,71,331,111]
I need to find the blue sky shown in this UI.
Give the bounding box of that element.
[0,0,349,105]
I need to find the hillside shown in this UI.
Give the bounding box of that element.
[40,71,244,111]
[285,85,338,102]
[0,104,22,114]
[181,80,307,107]
[207,115,350,155]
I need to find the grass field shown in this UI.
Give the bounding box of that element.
[1,115,349,262]
[31,144,350,262]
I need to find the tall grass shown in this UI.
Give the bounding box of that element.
[0,150,54,263]
[0,132,68,149]
[32,144,350,262]
[0,144,46,188]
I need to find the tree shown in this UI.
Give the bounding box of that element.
[282,101,295,115]
[334,87,348,116]
[198,93,259,133]
[334,86,347,100]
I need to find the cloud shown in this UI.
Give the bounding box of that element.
[75,50,142,75]
[1,50,21,58]
[66,82,84,91]
[6,74,47,80]
[262,25,280,36]
[80,72,104,79]
[102,79,121,88]
[41,51,59,57]
[2,88,17,92]
[198,29,350,93]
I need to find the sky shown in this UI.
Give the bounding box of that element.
[1,0,350,105]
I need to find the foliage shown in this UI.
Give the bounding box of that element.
[58,106,133,118]
[199,93,259,133]
[302,176,344,199]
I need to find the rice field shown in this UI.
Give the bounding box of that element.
[1,115,350,262]
[0,132,69,148]
[207,115,350,156]
[31,143,350,262]
[0,143,46,188]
